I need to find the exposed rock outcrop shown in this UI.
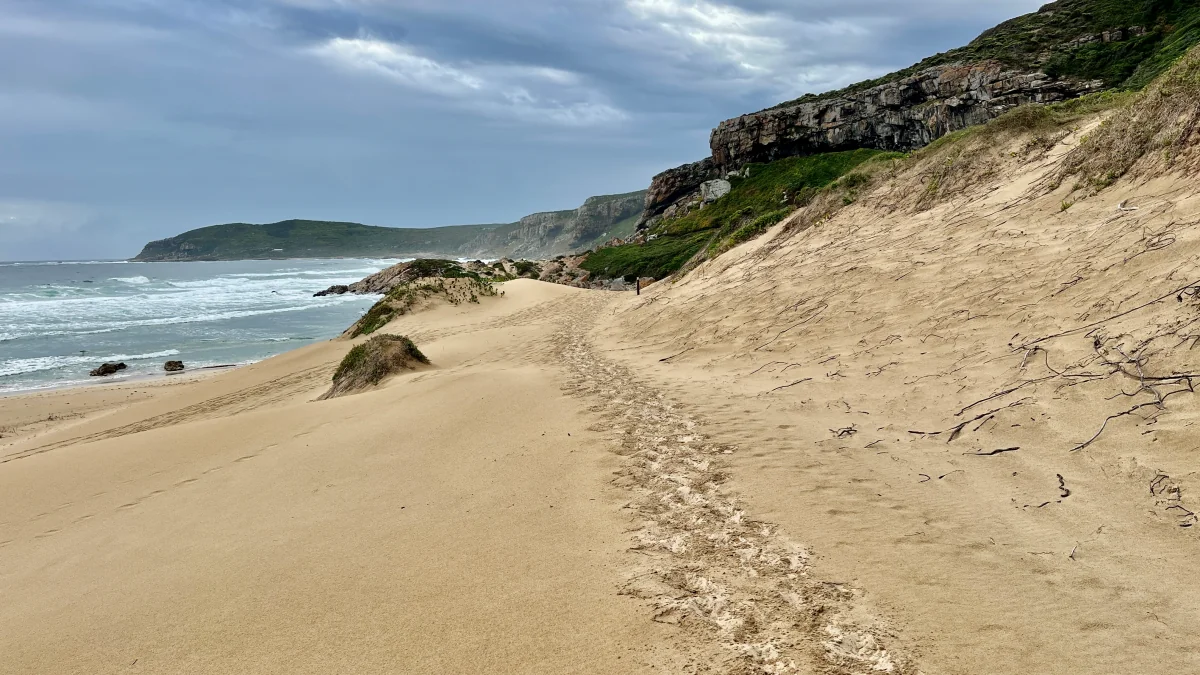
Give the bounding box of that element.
[640,61,1103,227]
[90,362,127,377]
[164,361,185,372]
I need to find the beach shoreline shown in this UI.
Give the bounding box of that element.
[0,362,246,399]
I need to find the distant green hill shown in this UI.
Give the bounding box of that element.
[132,190,647,261]
[132,220,504,261]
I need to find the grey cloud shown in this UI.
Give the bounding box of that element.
[1,0,1045,261]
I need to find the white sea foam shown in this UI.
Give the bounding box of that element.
[0,349,181,378]
[0,258,389,393]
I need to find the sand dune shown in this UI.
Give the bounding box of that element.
[7,101,1200,673]
[593,121,1200,672]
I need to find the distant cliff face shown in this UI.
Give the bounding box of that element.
[463,190,645,258]
[639,0,1200,229]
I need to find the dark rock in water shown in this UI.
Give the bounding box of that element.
[314,284,350,297]
[164,360,185,372]
[90,362,127,377]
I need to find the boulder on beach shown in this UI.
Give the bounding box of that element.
[89,362,127,377]
[164,360,185,372]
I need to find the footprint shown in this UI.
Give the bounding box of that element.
[175,478,198,487]
[117,502,139,510]
[34,529,60,539]
[234,454,257,463]
[73,514,94,523]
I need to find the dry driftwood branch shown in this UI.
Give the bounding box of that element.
[659,348,694,363]
[956,378,1052,417]
[754,304,828,352]
[1021,279,1200,349]
[748,361,789,375]
[1070,384,1193,452]
[910,398,1031,442]
[967,447,1020,457]
[766,378,813,394]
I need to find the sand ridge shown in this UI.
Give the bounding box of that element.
[593,123,1200,672]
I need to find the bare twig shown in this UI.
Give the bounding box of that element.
[659,348,694,363]
[766,378,813,394]
[966,447,1020,457]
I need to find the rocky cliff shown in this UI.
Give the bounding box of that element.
[640,62,1103,227]
[465,190,645,258]
[709,62,1099,170]
[639,0,1200,228]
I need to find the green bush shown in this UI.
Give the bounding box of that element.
[579,231,713,281]
[658,149,899,237]
[322,334,430,399]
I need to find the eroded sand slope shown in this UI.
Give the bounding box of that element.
[595,119,1200,672]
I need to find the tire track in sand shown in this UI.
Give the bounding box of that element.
[553,294,915,674]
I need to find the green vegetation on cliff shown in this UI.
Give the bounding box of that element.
[580,230,713,282]
[770,0,1200,110]
[583,149,896,281]
[659,149,899,236]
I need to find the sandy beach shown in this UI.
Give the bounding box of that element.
[7,125,1200,673]
[0,281,685,674]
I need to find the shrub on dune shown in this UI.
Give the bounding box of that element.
[319,334,430,400]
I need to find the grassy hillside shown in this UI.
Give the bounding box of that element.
[133,219,503,261]
[769,0,1200,110]
[582,150,895,281]
[134,190,648,261]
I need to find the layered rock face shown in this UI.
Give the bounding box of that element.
[710,62,1099,168]
[639,61,1103,227]
[467,190,645,257]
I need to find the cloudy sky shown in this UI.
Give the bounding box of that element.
[1,0,1045,261]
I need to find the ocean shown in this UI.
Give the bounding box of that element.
[0,259,395,395]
